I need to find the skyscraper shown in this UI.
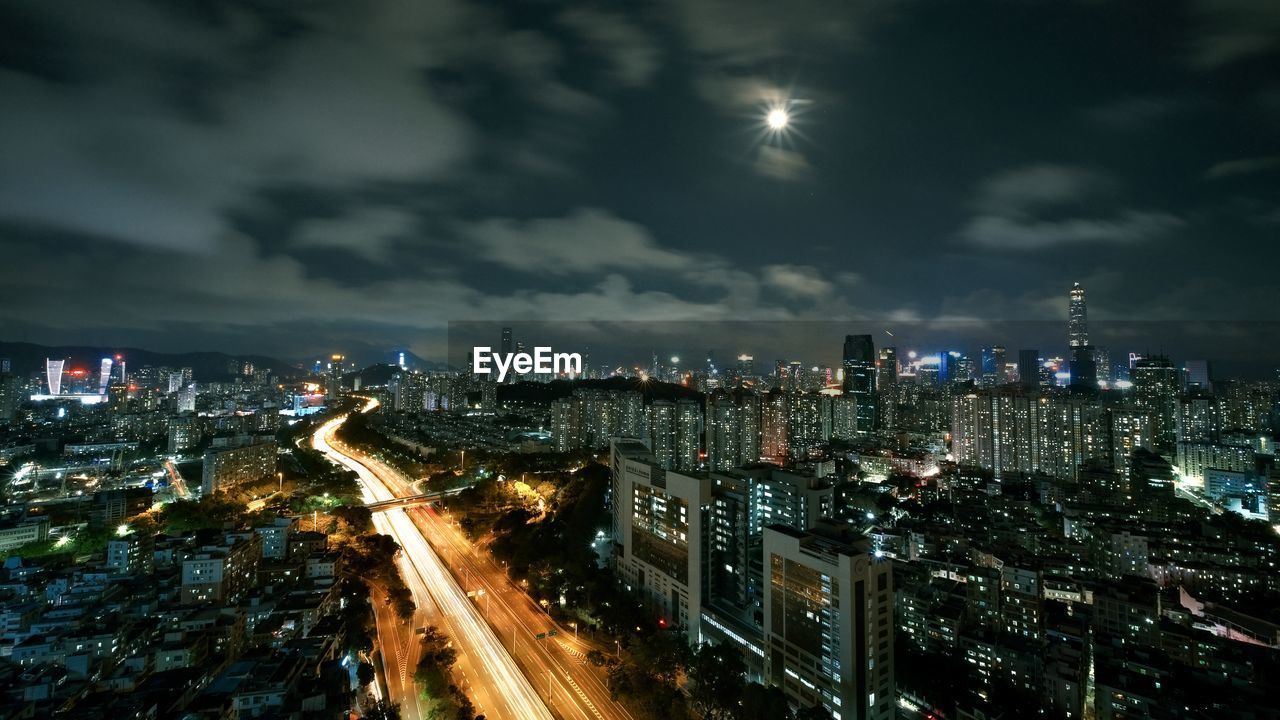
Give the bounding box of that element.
[648,400,677,469]
[1018,349,1040,391]
[1068,282,1088,348]
[706,390,760,470]
[1132,356,1180,450]
[876,347,898,430]
[97,358,113,396]
[501,326,513,355]
[764,525,894,720]
[45,358,65,396]
[980,346,1006,387]
[675,398,702,471]
[842,334,876,433]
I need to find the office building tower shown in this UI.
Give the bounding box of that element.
[45,358,65,396]
[1183,360,1211,392]
[938,352,959,386]
[764,525,894,720]
[877,348,898,429]
[611,443,711,642]
[876,347,898,390]
[1018,350,1040,391]
[842,334,876,433]
[501,327,513,355]
[0,372,22,420]
[107,382,128,412]
[1094,346,1112,384]
[980,346,1006,387]
[1131,356,1179,450]
[1068,282,1088,348]
[97,358,113,396]
[1068,344,1097,390]
[737,354,755,380]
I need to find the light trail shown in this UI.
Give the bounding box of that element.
[314,402,553,720]
[328,400,633,720]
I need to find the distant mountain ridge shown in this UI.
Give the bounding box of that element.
[0,341,304,381]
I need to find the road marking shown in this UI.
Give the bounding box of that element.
[562,670,605,720]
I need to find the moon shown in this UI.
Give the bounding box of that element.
[766,108,789,130]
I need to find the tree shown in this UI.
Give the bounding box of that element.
[357,661,376,686]
[739,683,792,720]
[363,699,401,720]
[794,705,833,720]
[689,643,746,720]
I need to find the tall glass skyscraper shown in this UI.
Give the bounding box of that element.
[1069,282,1088,348]
[842,334,876,433]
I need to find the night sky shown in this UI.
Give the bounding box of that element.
[1,0,1277,364]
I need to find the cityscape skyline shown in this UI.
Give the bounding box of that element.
[3,2,1279,720]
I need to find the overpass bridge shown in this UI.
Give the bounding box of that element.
[364,486,466,512]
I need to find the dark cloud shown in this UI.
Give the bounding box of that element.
[1,0,1279,363]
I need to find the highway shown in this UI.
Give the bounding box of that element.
[322,402,635,720]
[313,401,554,720]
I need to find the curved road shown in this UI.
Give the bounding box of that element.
[314,400,553,720]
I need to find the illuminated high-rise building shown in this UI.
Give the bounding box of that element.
[1182,360,1211,392]
[760,389,789,463]
[980,346,1006,387]
[45,358,65,396]
[841,334,876,433]
[1068,282,1088,348]
[648,400,677,469]
[831,395,859,441]
[876,347,898,430]
[706,390,760,471]
[1018,349,1040,391]
[1109,409,1151,487]
[610,441,711,642]
[764,525,894,720]
[675,398,702,471]
[1132,356,1179,450]
[551,397,583,452]
[177,383,197,413]
[97,358,114,395]
[785,392,827,460]
[501,326,513,355]
[1176,393,1217,443]
[736,354,755,380]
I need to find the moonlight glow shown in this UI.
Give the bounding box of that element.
[766,108,789,130]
